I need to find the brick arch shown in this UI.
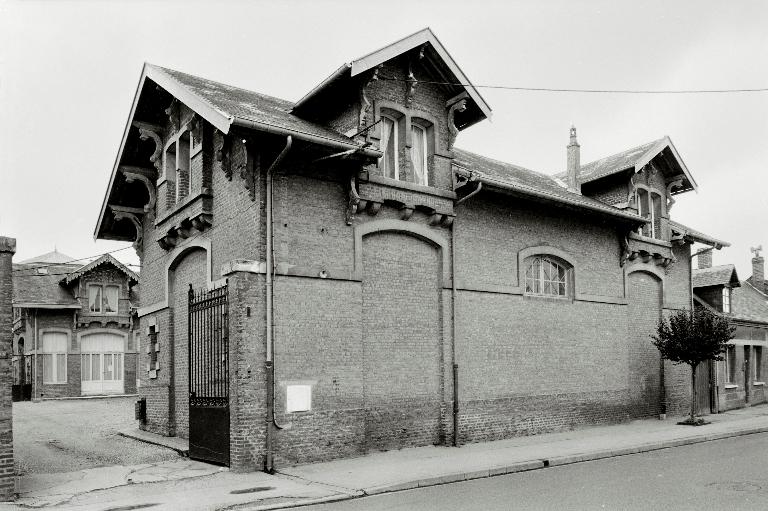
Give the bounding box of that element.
[625,263,666,305]
[353,219,450,284]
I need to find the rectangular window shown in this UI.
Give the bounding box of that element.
[726,345,737,384]
[42,332,67,384]
[81,354,91,382]
[637,189,650,237]
[104,285,119,314]
[722,288,731,313]
[379,116,398,180]
[92,354,101,381]
[177,131,191,201]
[754,346,763,381]
[164,141,176,183]
[88,285,102,313]
[410,124,428,186]
[651,193,662,239]
[286,384,312,413]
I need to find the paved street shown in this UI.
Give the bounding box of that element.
[13,397,179,474]
[294,432,768,511]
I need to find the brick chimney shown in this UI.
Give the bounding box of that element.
[698,250,712,270]
[567,125,581,194]
[751,245,764,291]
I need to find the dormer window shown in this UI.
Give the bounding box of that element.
[722,287,731,313]
[380,115,399,180]
[88,284,119,315]
[636,187,663,240]
[410,124,428,186]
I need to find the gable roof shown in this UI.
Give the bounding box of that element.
[95,63,383,240]
[293,28,492,129]
[745,276,768,295]
[18,250,76,265]
[730,281,768,324]
[13,263,82,309]
[452,147,645,223]
[692,264,740,289]
[669,220,729,249]
[61,253,138,286]
[555,136,698,193]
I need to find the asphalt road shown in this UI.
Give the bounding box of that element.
[13,397,179,474]
[295,432,768,511]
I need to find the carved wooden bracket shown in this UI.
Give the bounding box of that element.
[405,45,426,108]
[242,139,259,201]
[132,121,163,173]
[215,131,232,180]
[156,213,211,251]
[120,166,157,213]
[165,99,180,131]
[359,66,381,134]
[447,98,468,151]
[666,178,683,212]
[111,206,144,258]
[346,174,362,225]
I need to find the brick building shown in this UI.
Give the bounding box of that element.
[0,237,17,500]
[693,248,768,411]
[94,29,727,471]
[12,251,139,400]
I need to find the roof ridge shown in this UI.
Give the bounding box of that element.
[453,147,552,180]
[579,137,666,169]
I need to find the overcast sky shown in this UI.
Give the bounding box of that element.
[1,0,766,276]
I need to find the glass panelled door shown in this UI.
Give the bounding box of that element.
[81,333,125,395]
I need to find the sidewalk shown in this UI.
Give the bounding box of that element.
[2,405,767,510]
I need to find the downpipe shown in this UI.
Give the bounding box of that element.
[451,180,483,446]
[265,135,292,474]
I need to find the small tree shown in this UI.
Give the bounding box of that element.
[652,308,735,425]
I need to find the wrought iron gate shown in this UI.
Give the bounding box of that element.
[188,283,230,466]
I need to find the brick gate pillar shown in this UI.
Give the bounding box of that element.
[222,263,268,472]
[0,237,17,500]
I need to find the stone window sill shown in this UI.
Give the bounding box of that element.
[724,384,739,389]
[523,293,573,304]
[753,381,765,386]
[155,190,211,227]
[362,173,456,199]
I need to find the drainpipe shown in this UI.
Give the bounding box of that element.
[451,180,482,446]
[33,310,38,400]
[265,135,293,474]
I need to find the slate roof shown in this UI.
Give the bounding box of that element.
[559,139,664,184]
[18,250,76,264]
[149,65,360,148]
[692,264,740,289]
[452,147,645,223]
[61,253,138,285]
[13,263,82,307]
[730,281,768,324]
[745,276,768,295]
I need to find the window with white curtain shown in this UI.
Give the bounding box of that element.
[722,287,731,313]
[42,332,67,384]
[379,116,398,180]
[411,124,428,186]
[88,284,119,314]
[104,285,119,314]
[88,285,102,313]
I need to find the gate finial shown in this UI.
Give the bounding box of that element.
[188,283,194,301]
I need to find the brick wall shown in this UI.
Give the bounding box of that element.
[0,238,16,500]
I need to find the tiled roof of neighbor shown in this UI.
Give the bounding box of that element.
[745,275,768,295]
[18,250,76,264]
[692,264,739,288]
[150,65,358,148]
[452,147,645,222]
[62,253,138,285]
[13,263,81,307]
[731,281,768,324]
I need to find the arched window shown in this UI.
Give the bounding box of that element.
[524,255,572,297]
[410,123,428,186]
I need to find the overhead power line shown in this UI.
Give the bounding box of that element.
[12,245,135,273]
[378,76,768,94]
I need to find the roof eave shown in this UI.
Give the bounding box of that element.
[634,136,698,192]
[457,170,646,224]
[291,63,352,112]
[94,63,237,241]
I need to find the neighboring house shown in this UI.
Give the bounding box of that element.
[94,28,727,471]
[693,249,768,411]
[11,250,140,399]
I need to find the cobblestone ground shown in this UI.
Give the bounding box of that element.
[13,397,179,475]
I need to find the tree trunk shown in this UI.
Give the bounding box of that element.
[690,363,697,423]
